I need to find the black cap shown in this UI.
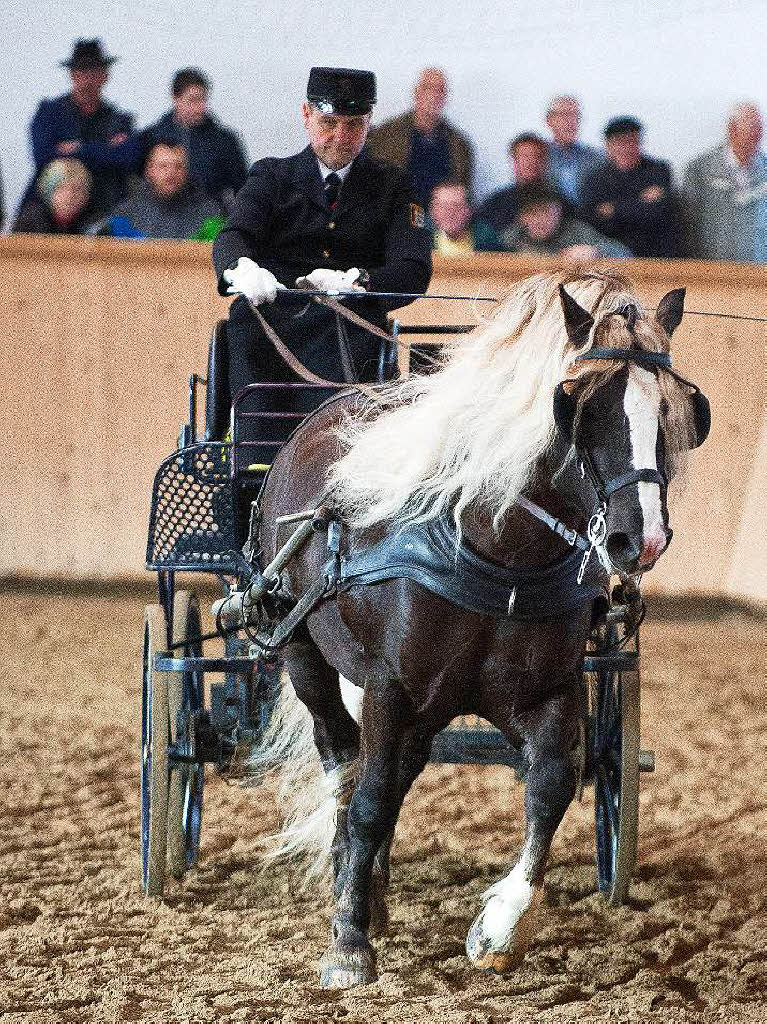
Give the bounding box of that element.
[307,67,376,115]
[604,115,642,138]
[61,39,117,69]
[516,182,564,212]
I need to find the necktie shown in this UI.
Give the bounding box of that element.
[324,172,341,210]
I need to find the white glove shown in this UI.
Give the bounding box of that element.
[295,267,362,293]
[223,257,284,305]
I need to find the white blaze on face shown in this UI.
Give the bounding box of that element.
[624,365,667,565]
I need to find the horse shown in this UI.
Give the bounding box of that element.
[249,269,709,989]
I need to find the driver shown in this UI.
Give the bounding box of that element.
[213,67,433,406]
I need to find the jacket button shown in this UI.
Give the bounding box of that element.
[328,221,336,229]
[322,249,330,259]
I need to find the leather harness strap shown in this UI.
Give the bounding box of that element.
[250,304,339,386]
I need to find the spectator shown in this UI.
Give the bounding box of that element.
[366,67,474,205]
[682,103,767,263]
[582,116,680,257]
[500,183,631,259]
[429,182,502,254]
[478,133,571,233]
[96,140,224,240]
[13,159,93,234]
[144,68,249,212]
[21,39,142,221]
[545,95,603,208]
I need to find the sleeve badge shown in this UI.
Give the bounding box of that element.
[409,203,426,228]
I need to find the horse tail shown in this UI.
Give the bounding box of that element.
[246,671,360,884]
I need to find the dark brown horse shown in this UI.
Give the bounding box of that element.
[251,270,708,988]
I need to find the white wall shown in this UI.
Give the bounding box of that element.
[2,0,765,221]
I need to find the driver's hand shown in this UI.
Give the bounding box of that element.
[295,267,363,292]
[223,257,285,305]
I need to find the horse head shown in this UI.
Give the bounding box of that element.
[554,284,710,577]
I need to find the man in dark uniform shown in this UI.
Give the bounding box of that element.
[212,67,432,419]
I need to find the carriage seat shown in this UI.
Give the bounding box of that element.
[204,320,231,442]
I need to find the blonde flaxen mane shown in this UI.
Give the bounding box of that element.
[327,269,692,531]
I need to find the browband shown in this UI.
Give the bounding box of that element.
[575,347,672,370]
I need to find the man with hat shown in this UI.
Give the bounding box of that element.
[213,67,432,416]
[581,116,680,257]
[21,39,141,221]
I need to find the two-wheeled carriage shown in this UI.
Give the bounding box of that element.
[142,308,655,909]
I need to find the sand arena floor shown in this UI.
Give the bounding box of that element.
[0,588,765,1023]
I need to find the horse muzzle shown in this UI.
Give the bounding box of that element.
[605,525,673,574]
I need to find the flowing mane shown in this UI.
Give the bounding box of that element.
[327,269,689,530]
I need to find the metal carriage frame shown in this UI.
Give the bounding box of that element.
[141,318,655,903]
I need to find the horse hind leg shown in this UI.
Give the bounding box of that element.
[264,626,360,876]
[466,691,578,973]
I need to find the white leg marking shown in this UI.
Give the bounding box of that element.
[340,675,363,723]
[624,366,666,559]
[480,846,537,946]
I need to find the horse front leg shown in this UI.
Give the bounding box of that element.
[320,676,412,989]
[466,689,578,973]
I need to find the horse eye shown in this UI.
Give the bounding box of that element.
[659,398,669,418]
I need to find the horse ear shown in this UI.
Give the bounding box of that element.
[553,383,577,442]
[559,285,594,347]
[655,288,686,336]
[691,390,711,448]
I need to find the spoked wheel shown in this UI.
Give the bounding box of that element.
[166,591,205,880]
[587,618,641,906]
[141,604,171,896]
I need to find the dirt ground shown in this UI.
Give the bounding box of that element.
[0,587,765,1024]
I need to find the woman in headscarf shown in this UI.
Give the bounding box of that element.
[13,158,93,234]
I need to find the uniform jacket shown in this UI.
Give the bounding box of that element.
[99,180,223,239]
[581,156,681,257]
[366,112,474,195]
[213,145,432,385]
[145,111,249,209]
[682,144,767,262]
[24,92,142,219]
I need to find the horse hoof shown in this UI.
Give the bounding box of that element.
[319,927,378,989]
[465,886,543,974]
[465,916,522,974]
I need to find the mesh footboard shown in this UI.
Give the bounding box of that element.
[146,442,239,571]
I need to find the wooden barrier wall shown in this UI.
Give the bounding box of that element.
[1,236,765,605]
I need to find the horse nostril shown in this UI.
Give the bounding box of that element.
[606,532,641,567]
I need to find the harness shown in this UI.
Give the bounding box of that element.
[338,513,606,620]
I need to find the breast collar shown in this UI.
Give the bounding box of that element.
[338,513,606,620]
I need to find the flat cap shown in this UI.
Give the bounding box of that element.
[307,67,376,115]
[604,115,643,137]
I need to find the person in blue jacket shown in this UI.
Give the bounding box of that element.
[21,38,143,221]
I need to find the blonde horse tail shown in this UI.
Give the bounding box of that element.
[246,671,360,884]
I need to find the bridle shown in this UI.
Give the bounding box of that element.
[520,344,710,586]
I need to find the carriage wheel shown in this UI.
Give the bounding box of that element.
[166,591,205,879]
[141,604,171,896]
[590,622,640,906]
